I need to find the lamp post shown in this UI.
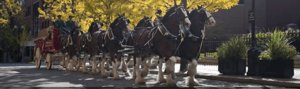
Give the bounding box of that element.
[247,0,261,76]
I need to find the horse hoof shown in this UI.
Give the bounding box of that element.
[178,71,186,75]
[131,77,136,80]
[156,79,166,85]
[135,81,146,85]
[101,75,108,78]
[112,76,121,80]
[166,81,177,87]
[124,72,130,76]
[187,81,200,86]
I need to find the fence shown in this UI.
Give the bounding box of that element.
[200,30,300,60]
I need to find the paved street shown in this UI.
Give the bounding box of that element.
[0,63,288,88]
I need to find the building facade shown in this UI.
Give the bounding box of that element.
[20,0,300,62]
[206,0,300,40]
[22,0,51,62]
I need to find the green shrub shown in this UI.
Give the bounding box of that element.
[217,36,249,60]
[264,30,297,60]
[259,50,271,60]
[256,32,271,50]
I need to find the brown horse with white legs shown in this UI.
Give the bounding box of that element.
[88,20,103,73]
[177,6,216,86]
[118,16,156,83]
[62,26,82,71]
[116,16,155,79]
[132,1,192,86]
[73,20,103,73]
[88,20,110,77]
[103,15,131,80]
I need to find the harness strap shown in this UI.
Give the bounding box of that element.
[155,15,176,37]
[104,28,115,41]
[144,27,157,47]
[196,27,206,59]
[174,29,186,55]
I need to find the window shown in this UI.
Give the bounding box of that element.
[239,0,245,4]
[25,47,30,56]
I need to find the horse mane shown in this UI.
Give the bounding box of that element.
[88,21,96,33]
[188,9,198,19]
[162,6,176,22]
[110,16,122,29]
[136,17,146,27]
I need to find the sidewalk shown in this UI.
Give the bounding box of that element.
[171,64,300,88]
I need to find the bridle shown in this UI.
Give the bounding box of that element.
[147,6,191,55]
[156,6,189,38]
[195,8,215,59]
[198,8,214,23]
[106,16,130,44]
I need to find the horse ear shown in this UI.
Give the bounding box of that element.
[180,0,187,8]
[156,9,162,15]
[174,0,177,7]
[127,19,130,23]
[198,5,203,9]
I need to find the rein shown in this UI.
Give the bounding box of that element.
[144,27,158,47]
[194,8,212,59]
[155,15,177,37]
[196,27,206,59]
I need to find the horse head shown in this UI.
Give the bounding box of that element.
[110,14,131,41]
[160,2,191,40]
[136,16,154,28]
[188,6,216,37]
[197,6,216,27]
[88,20,103,34]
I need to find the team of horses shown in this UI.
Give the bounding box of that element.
[57,1,216,86]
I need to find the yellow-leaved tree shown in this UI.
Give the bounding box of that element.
[0,0,22,26]
[39,0,239,32]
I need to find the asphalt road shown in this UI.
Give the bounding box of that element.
[0,63,288,89]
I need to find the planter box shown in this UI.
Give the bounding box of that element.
[218,59,246,75]
[259,59,294,79]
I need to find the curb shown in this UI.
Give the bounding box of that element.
[195,74,300,88]
[148,70,300,88]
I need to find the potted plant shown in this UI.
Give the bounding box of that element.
[217,37,248,75]
[258,30,297,78]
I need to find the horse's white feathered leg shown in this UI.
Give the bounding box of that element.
[187,59,200,86]
[112,59,120,80]
[157,58,166,84]
[135,58,145,85]
[166,57,176,86]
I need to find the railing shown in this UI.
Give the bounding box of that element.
[200,30,300,60]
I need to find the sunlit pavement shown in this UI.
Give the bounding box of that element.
[0,63,288,88]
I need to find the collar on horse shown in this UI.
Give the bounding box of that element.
[105,28,116,41]
[155,15,177,38]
